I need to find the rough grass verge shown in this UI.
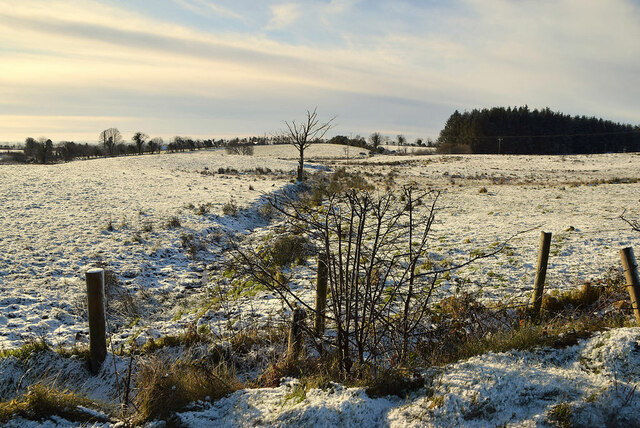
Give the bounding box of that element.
[430,312,630,366]
[0,338,49,361]
[139,325,208,354]
[0,339,90,363]
[0,384,108,424]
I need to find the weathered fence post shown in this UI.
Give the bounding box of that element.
[314,253,328,337]
[531,231,552,317]
[86,268,107,374]
[620,247,640,324]
[287,305,307,360]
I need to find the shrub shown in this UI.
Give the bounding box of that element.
[196,203,212,215]
[418,295,629,369]
[165,216,181,228]
[541,282,603,314]
[254,167,272,175]
[222,200,239,216]
[141,326,207,353]
[305,168,373,206]
[257,357,323,388]
[259,202,275,220]
[263,234,309,267]
[217,167,239,174]
[4,152,27,163]
[240,186,440,374]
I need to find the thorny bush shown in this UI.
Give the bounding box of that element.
[230,183,507,377]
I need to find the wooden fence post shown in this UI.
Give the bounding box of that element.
[314,254,328,337]
[531,231,552,317]
[86,268,107,374]
[620,247,640,324]
[287,305,307,360]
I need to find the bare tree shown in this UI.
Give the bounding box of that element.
[369,132,383,149]
[99,128,122,156]
[132,132,148,155]
[284,108,335,181]
[147,137,163,154]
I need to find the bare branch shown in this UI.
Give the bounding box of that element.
[620,209,640,232]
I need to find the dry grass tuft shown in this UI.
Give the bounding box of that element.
[165,215,181,228]
[541,282,604,314]
[133,356,241,423]
[0,384,107,424]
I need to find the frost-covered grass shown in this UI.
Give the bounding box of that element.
[4,324,640,427]
[2,149,640,426]
[160,328,640,427]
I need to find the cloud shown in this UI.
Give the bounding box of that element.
[265,3,301,30]
[172,0,246,21]
[323,0,359,15]
[0,0,639,142]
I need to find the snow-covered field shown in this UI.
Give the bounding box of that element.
[2,146,640,426]
[0,144,360,350]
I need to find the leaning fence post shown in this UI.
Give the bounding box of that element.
[287,305,307,360]
[314,254,328,337]
[86,268,107,374]
[531,231,552,317]
[620,247,640,324]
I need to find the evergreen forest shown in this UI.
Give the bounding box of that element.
[437,106,640,154]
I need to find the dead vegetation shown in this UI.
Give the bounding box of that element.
[132,355,240,424]
[0,384,109,424]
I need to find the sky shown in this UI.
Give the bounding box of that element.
[0,0,639,144]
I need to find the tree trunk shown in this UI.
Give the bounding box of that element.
[297,147,305,181]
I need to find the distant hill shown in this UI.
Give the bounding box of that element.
[437,106,640,154]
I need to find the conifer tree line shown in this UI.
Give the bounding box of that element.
[437,106,640,154]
